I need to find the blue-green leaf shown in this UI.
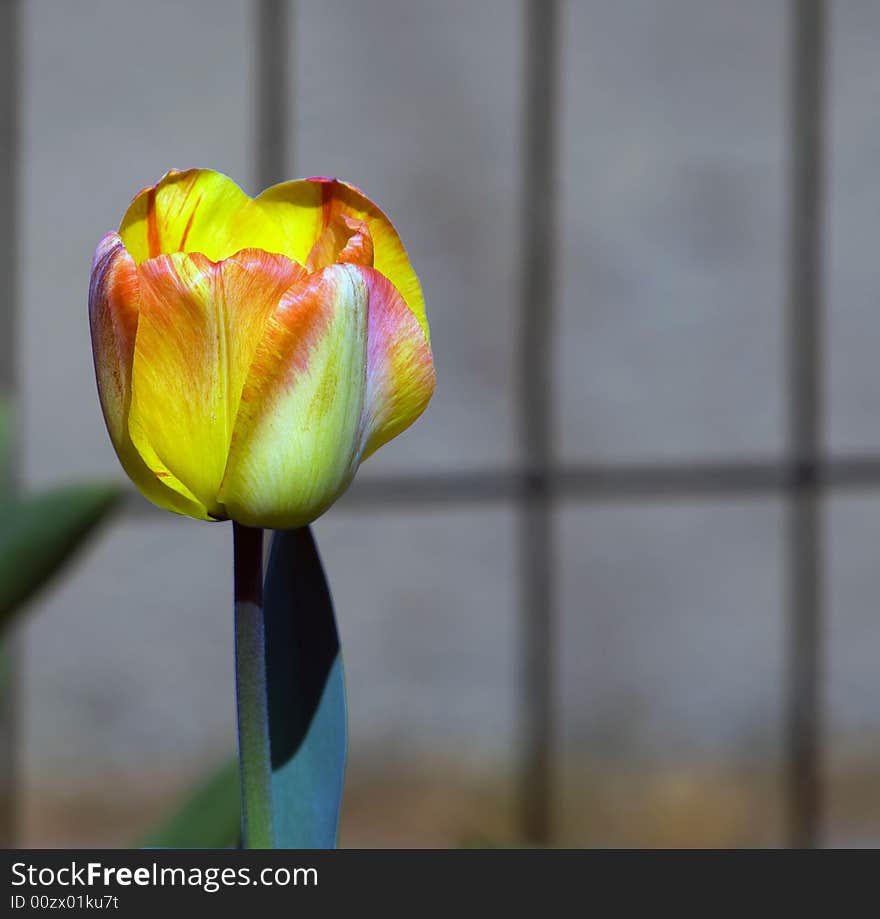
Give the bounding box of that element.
[263,526,347,848]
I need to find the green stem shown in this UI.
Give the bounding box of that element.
[233,522,272,849]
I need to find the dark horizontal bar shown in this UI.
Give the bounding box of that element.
[121,454,880,516]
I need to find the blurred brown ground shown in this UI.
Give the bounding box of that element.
[19,755,880,848]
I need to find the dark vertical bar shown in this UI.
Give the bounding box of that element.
[255,0,289,190]
[0,0,19,846]
[786,0,827,849]
[255,0,290,573]
[518,0,559,845]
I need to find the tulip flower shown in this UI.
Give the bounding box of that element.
[88,169,435,849]
[89,168,434,530]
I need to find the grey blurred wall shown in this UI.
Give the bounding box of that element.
[14,0,880,847]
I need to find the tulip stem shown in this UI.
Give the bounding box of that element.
[232,522,273,849]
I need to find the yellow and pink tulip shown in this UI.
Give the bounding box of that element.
[89,169,434,528]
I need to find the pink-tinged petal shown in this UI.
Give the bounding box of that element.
[128,249,306,516]
[219,265,369,529]
[89,233,139,447]
[357,267,435,460]
[256,178,429,339]
[118,168,287,264]
[88,233,211,519]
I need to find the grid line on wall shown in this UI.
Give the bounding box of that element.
[517,0,560,845]
[0,0,19,850]
[785,0,826,850]
[255,0,289,191]
[123,455,880,513]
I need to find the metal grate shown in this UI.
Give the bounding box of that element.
[121,0,847,849]
[134,0,849,847]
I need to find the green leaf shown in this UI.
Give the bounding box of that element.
[0,482,121,630]
[263,526,347,848]
[138,758,241,849]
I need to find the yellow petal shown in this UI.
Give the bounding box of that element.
[256,177,429,340]
[128,249,306,516]
[118,168,286,264]
[88,233,212,520]
[219,265,370,529]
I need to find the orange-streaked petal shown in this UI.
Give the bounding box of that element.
[357,267,435,460]
[256,177,428,339]
[306,215,374,271]
[119,168,287,264]
[88,233,212,520]
[128,249,306,516]
[219,265,369,529]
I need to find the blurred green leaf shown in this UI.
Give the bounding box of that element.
[0,397,10,492]
[138,758,240,849]
[0,482,121,630]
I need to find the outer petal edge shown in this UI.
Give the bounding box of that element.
[356,266,435,461]
[89,232,213,520]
